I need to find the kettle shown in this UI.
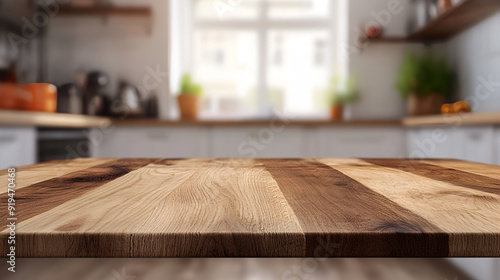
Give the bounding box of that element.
[112,81,142,118]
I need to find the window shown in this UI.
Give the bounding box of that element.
[187,0,346,119]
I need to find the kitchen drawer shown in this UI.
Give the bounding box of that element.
[449,259,497,280]
[456,126,495,164]
[0,127,37,169]
[494,128,500,166]
[210,127,304,158]
[407,127,460,159]
[317,127,406,158]
[91,127,209,158]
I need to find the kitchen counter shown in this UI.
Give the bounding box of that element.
[3,109,500,128]
[1,158,499,258]
[403,111,500,127]
[0,110,110,128]
[112,118,402,127]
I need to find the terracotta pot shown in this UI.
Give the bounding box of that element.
[330,105,343,121]
[407,93,445,116]
[177,94,199,120]
[21,83,57,112]
[438,0,453,13]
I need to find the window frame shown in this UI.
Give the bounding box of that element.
[188,0,345,117]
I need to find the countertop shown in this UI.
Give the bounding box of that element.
[1,158,499,257]
[2,109,500,128]
[403,111,500,127]
[0,110,110,128]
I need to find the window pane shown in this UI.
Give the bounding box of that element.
[194,0,261,20]
[268,0,330,19]
[194,30,259,118]
[268,30,330,117]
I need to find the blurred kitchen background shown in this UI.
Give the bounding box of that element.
[2,0,500,167]
[1,1,500,279]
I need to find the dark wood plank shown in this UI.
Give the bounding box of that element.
[259,159,449,257]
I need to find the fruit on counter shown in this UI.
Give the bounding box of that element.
[441,101,472,114]
[441,103,453,114]
[365,24,383,39]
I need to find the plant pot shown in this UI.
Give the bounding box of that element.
[407,93,444,116]
[330,105,343,121]
[177,94,199,120]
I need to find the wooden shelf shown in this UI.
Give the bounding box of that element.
[58,6,152,17]
[0,110,111,128]
[369,0,500,43]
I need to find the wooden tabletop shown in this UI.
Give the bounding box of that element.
[1,158,499,258]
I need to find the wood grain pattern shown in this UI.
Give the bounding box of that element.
[1,158,499,257]
[259,159,448,257]
[0,158,115,194]
[321,159,500,257]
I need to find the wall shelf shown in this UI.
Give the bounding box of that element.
[58,6,152,17]
[368,0,500,44]
[54,6,153,35]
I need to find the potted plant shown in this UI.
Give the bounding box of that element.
[396,52,453,116]
[178,74,203,120]
[326,76,359,121]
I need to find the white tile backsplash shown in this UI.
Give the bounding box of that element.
[445,11,500,112]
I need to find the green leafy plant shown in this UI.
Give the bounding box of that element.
[396,52,453,98]
[327,76,359,106]
[180,74,203,96]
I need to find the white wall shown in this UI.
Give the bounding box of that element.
[46,0,171,119]
[442,12,500,113]
[347,0,423,120]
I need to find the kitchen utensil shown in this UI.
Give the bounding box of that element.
[57,83,83,114]
[143,92,159,119]
[112,81,142,117]
[83,71,109,115]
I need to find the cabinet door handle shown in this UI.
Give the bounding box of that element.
[148,133,169,140]
[0,136,16,143]
[338,137,381,144]
[468,133,482,141]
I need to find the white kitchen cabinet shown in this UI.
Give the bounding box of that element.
[494,128,500,165]
[407,127,460,160]
[0,127,37,170]
[408,126,495,164]
[456,126,495,164]
[449,259,497,280]
[316,127,406,158]
[496,259,500,280]
[91,127,209,158]
[210,127,305,158]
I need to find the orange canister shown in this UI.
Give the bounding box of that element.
[21,83,57,112]
[0,83,23,110]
